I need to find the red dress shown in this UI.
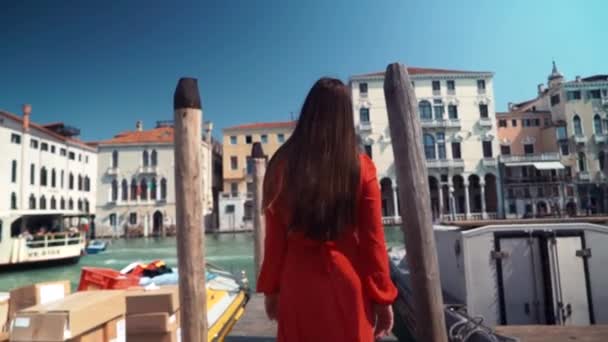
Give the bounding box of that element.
[257,154,398,342]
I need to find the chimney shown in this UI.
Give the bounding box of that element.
[537,84,546,95]
[22,104,32,132]
[136,120,143,131]
[508,102,514,111]
[575,75,581,82]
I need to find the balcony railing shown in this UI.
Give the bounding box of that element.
[479,117,493,127]
[573,134,587,144]
[426,159,465,169]
[593,134,607,144]
[137,165,159,174]
[106,167,119,176]
[482,158,498,167]
[504,175,570,184]
[358,121,373,132]
[420,119,461,129]
[577,171,591,182]
[499,152,561,163]
[359,92,368,98]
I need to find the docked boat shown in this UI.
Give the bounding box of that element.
[85,240,108,254]
[0,211,89,268]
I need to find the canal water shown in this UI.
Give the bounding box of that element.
[0,227,404,291]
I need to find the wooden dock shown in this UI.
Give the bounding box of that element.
[226,294,398,341]
[496,325,608,342]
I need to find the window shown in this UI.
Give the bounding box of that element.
[10,193,17,209]
[230,136,237,145]
[129,213,137,225]
[501,145,511,155]
[150,178,157,200]
[41,142,48,151]
[550,94,560,106]
[40,167,47,186]
[112,150,118,168]
[60,170,64,188]
[482,141,493,158]
[10,133,21,144]
[277,133,285,143]
[109,214,117,227]
[225,205,235,214]
[567,91,581,101]
[246,182,254,194]
[364,145,372,159]
[131,179,137,200]
[246,157,253,175]
[509,202,517,214]
[533,119,540,127]
[122,180,128,201]
[69,173,74,190]
[143,150,149,167]
[84,176,90,192]
[60,148,66,156]
[599,151,606,172]
[511,119,517,127]
[556,126,568,140]
[230,156,238,170]
[29,194,36,209]
[479,104,489,118]
[60,197,65,210]
[419,101,432,121]
[161,178,167,200]
[594,114,603,134]
[140,178,148,200]
[30,164,35,185]
[40,196,46,210]
[524,188,531,198]
[68,152,75,160]
[30,139,39,149]
[51,169,56,188]
[245,135,252,144]
[359,82,368,95]
[477,79,486,93]
[524,143,534,155]
[498,120,507,128]
[78,154,82,162]
[588,90,601,99]
[423,134,436,160]
[433,101,444,120]
[50,145,55,154]
[544,118,551,127]
[578,152,587,172]
[561,143,569,155]
[111,180,118,202]
[231,182,238,195]
[359,108,370,123]
[436,133,446,159]
[573,115,583,136]
[261,134,268,144]
[451,142,461,159]
[447,80,455,94]
[11,160,17,183]
[78,175,83,191]
[448,105,458,119]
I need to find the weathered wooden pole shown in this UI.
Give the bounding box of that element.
[251,142,266,279]
[173,77,207,342]
[384,63,448,342]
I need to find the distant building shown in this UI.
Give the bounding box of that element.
[504,62,608,215]
[0,105,97,217]
[220,121,295,230]
[350,67,502,222]
[92,120,214,237]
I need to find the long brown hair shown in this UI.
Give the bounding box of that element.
[263,77,360,240]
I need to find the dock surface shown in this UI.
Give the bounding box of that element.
[226,294,398,341]
[495,325,608,342]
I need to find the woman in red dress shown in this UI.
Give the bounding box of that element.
[257,78,398,341]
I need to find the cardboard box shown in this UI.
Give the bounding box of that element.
[0,294,8,332]
[126,286,179,315]
[8,280,71,319]
[127,311,179,334]
[10,290,125,342]
[69,316,125,342]
[127,328,179,342]
[0,332,8,342]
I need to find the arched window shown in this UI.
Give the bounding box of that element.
[578,152,587,172]
[68,198,74,210]
[50,196,56,210]
[599,151,606,172]
[61,170,64,188]
[29,194,36,209]
[51,169,56,188]
[111,179,118,201]
[84,200,90,213]
[151,150,158,166]
[11,160,17,183]
[84,176,90,192]
[594,114,603,134]
[143,150,149,167]
[10,193,17,209]
[161,178,167,200]
[30,163,35,185]
[60,197,65,210]
[69,173,74,190]
[78,175,83,191]
[423,134,436,160]
[77,199,83,211]
[573,115,583,136]
[40,167,47,186]
[436,132,446,159]
[121,179,129,201]
[131,179,138,200]
[140,178,148,200]
[150,178,157,200]
[112,150,119,168]
[40,196,46,209]
[419,101,432,121]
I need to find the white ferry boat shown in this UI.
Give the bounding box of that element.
[0,211,88,267]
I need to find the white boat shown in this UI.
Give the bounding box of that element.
[0,211,88,267]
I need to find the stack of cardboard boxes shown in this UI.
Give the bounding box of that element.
[126,286,181,342]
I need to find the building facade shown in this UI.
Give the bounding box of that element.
[0,105,97,217]
[219,121,295,230]
[505,63,608,215]
[93,120,214,237]
[350,67,502,222]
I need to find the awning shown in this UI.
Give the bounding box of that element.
[533,162,565,170]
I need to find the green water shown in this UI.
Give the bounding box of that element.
[0,227,404,292]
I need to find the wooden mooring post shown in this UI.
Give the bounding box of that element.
[174,77,208,342]
[384,63,448,342]
[251,142,266,280]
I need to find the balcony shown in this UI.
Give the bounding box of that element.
[478,117,493,128]
[577,171,591,182]
[593,134,607,144]
[420,119,461,129]
[106,167,119,176]
[137,165,159,174]
[500,152,561,163]
[359,91,368,98]
[358,121,373,132]
[426,159,464,169]
[482,158,498,167]
[573,134,587,145]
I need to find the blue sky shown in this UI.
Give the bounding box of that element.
[0,0,605,141]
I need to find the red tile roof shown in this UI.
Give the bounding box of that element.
[94,126,176,146]
[352,67,492,78]
[224,121,296,131]
[0,110,95,151]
